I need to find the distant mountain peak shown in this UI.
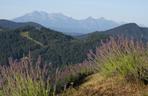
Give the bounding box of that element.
[99,17,105,20]
[48,13,71,20]
[49,12,65,17]
[86,16,95,20]
[13,11,121,33]
[32,11,47,14]
[26,11,48,17]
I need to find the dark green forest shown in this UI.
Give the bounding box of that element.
[0,24,107,66]
[1,20,148,68]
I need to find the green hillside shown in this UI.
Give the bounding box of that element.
[0,24,106,66]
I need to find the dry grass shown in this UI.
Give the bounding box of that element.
[61,73,148,96]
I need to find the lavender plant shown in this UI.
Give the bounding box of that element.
[0,56,52,96]
[88,37,148,82]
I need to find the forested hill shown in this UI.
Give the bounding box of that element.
[1,20,148,67]
[80,23,148,42]
[0,20,107,66]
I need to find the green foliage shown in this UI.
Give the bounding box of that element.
[0,26,108,66]
[54,61,95,91]
[89,37,148,82]
[0,54,95,96]
[2,73,50,96]
[0,56,53,96]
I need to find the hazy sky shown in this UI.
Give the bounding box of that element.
[0,0,147,26]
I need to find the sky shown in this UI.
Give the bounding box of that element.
[0,0,148,26]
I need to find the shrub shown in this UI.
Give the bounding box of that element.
[0,55,53,96]
[0,53,95,95]
[54,60,95,92]
[88,37,148,83]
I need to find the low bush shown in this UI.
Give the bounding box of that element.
[89,37,148,83]
[54,60,95,93]
[0,56,52,96]
[0,53,95,96]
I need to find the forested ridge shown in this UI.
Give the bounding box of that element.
[0,22,107,66]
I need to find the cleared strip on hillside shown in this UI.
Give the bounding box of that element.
[20,32,44,47]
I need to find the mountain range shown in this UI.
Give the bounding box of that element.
[0,19,148,66]
[13,11,121,35]
[0,19,107,66]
